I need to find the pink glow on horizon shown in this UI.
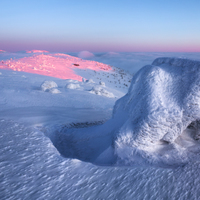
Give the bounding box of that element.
[1,39,200,52]
[26,50,49,53]
[0,53,112,81]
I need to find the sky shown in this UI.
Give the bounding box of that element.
[0,0,200,52]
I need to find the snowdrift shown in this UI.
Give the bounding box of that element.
[113,57,200,165]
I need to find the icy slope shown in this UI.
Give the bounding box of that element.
[114,57,200,165]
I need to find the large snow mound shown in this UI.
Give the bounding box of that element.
[113,57,200,165]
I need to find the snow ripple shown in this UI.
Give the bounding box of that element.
[2,120,200,199]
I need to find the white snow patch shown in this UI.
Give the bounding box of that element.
[90,86,115,98]
[66,83,80,89]
[48,88,61,94]
[41,81,58,92]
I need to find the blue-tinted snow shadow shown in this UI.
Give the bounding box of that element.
[47,119,122,166]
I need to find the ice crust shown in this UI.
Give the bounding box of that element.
[113,57,200,165]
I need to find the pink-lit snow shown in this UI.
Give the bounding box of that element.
[0,53,112,81]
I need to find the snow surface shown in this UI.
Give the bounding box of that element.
[41,80,58,91]
[1,52,200,199]
[66,83,81,89]
[90,86,115,98]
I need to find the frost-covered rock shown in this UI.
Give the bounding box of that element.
[82,78,95,83]
[86,79,95,83]
[112,57,200,165]
[66,83,80,89]
[82,78,86,82]
[41,81,58,92]
[48,88,61,94]
[90,86,114,98]
[99,81,105,86]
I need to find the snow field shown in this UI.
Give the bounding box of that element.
[1,119,200,199]
[1,52,200,199]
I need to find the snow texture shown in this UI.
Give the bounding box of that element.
[49,88,61,94]
[41,81,58,92]
[86,79,95,83]
[2,120,200,200]
[90,86,115,98]
[82,77,86,82]
[66,83,81,89]
[2,53,200,199]
[113,57,200,165]
[99,81,105,86]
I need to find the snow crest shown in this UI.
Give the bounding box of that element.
[113,57,200,166]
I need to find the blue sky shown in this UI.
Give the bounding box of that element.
[1,0,200,52]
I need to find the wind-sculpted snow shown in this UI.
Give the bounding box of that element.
[113,57,200,166]
[1,119,200,199]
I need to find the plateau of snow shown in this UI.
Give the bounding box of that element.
[1,51,200,199]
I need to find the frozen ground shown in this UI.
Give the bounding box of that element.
[0,51,200,199]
